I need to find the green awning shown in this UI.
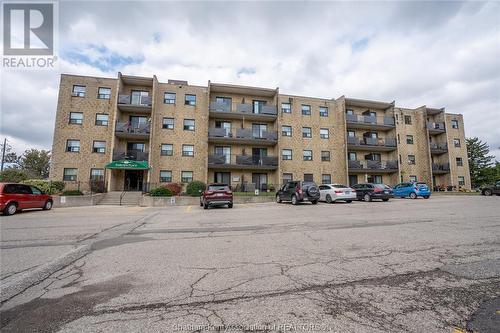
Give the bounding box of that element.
[105,160,149,170]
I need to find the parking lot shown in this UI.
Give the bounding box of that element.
[1,196,499,332]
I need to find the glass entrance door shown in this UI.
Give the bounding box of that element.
[214,172,231,184]
[214,146,231,164]
[252,173,268,191]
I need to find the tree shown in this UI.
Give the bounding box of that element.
[0,169,28,182]
[0,140,20,169]
[466,137,495,188]
[18,149,51,179]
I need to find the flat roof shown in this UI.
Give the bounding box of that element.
[210,82,277,97]
[345,97,394,109]
[119,73,154,86]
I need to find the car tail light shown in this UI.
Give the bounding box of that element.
[206,190,214,195]
[335,190,343,194]
[225,190,232,195]
[374,187,383,193]
[297,186,302,194]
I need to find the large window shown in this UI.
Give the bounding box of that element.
[97,87,111,99]
[320,128,329,139]
[69,112,83,125]
[164,92,176,104]
[182,144,194,157]
[282,125,292,137]
[302,127,312,138]
[253,100,266,113]
[321,151,330,161]
[185,94,196,106]
[161,144,173,156]
[404,115,412,125]
[90,168,104,181]
[303,150,313,161]
[301,105,311,116]
[160,170,172,182]
[181,171,193,183]
[406,135,414,144]
[66,140,80,152]
[95,113,108,126]
[282,149,292,160]
[408,155,416,165]
[72,85,86,97]
[456,157,463,166]
[454,138,461,147]
[304,174,314,182]
[162,117,174,129]
[458,176,465,186]
[319,106,328,117]
[281,103,291,114]
[252,123,267,138]
[321,174,331,185]
[63,168,77,181]
[183,119,195,131]
[451,120,459,129]
[282,173,293,184]
[92,141,106,153]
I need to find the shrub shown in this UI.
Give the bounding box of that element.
[186,181,206,197]
[0,169,28,183]
[162,182,182,196]
[149,187,173,197]
[22,179,65,194]
[62,190,83,196]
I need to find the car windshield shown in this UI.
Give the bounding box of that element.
[416,182,428,187]
[332,184,347,188]
[208,185,229,191]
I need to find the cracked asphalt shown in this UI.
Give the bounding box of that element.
[1,195,499,332]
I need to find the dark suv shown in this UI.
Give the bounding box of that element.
[351,183,393,202]
[276,181,320,205]
[200,183,233,209]
[481,180,500,196]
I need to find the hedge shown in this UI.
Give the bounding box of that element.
[22,179,65,194]
[161,182,182,196]
[186,181,206,197]
[0,169,28,183]
[150,187,173,197]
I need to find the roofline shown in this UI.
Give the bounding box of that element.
[61,73,117,80]
[279,93,335,102]
[345,97,395,109]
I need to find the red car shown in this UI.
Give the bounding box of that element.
[200,183,233,209]
[0,183,53,216]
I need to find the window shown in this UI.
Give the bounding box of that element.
[320,128,329,139]
[185,94,196,106]
[406,135,414,144]
[458,176,465,186]
[404,115,412,125]
[69,112,83,125]
[319,106,329,117]
[451,120,459,129]
[454,139,461,147]
[182,144,194,157]
[181,171,193,183]
[304,174,314,182]
[347,130,355,138]
[31,186,41,195]
[281,103,291,114]
[282,173,293,184]
[321,151,330,161]
[160,170,172,182]
[72,85,86,97]
[97,87,111,99]
[408,155,416,165]
[301,105,311,115]
[164,92,176,104]
[409,175,417,182]
[303,150,313,161]
[66,140,80,152]
[302,127,312,138]
[92,141,106,153]
[253,100,266,113]
[282,125,292,137]
[282,149,292,160]
[90,168,104,181]
[348,152,357,161]
[321,174,331,185]
[95,114,108,126]
[346,108,354,115]
[183,119,195,131]
[161,144,173,156]
[63,168,77,181]
[456,157,463,166]
[162,117,174,129]
[252,123,267,138]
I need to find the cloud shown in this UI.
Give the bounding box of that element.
[0,1,499,160]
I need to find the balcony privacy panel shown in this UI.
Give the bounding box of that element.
[210,102,231,112]
[236,128,252,139]
[118,95,130,104]
[384,117,395,126]
[236,103,253,113]
[209,128,228,137]
[261,105,277,115]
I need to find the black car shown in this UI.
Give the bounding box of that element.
[276,181,320,205]
[351,183,393,202]
[481,180,500,196]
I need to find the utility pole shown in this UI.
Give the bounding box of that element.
[1,138,6,171]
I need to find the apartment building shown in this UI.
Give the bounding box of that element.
[49,73,471,192]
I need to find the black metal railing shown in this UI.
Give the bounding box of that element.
[112,150,149,161]
[346,114,395,126]
[429,143,448,151]
[115,122,151,135]
[208,128,278,141]
[432,163,450,172]
[348,159,399,170]
[118,94,152,106]
[208,154,278,167]
[427,122,446,131]
[209,102,277,116]
[347,136,397,147]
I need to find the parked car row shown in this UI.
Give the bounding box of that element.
[0,183,53,216]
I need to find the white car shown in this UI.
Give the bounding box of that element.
[318,184,357,203]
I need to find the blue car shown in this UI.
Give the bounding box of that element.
[393,182,431,199]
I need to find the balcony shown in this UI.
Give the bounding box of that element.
[117,94,152,113]
[209,102,277,121]
[112,150,149,161]
[348,160,399,174]
[427,122,446,135]
[430,143,448,155]
[347,136,397,152]
[208,128,278,146]
[208,154,278,170]
[346,114,395,131]
[115,122,150,139]
[432,163,450,174]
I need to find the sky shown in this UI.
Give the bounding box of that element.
[1,0,499,159]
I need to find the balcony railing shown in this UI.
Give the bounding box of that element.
[427,122,446,133]
[346,114,395,127]
[347,136,397,148]
[348,159,399,171]
[112,150,149,161]
[432,163,450,173]
[208,154,278,169]
[115,122,150,136]
[209,102,277,117]
[430,142,448,154]
[208,128,278,141]
[118,94,152,106]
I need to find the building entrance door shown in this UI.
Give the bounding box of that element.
[124,170,143,191]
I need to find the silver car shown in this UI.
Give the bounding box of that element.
[318,184,357,203]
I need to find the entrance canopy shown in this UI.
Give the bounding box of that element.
[105,160,149,170]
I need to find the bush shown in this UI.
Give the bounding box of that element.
[186,181,206,197]
[62,190,83,196]
[149,187,173,197]
[0,169,28,183]
[162,182,182,196]
[22,179,65,194]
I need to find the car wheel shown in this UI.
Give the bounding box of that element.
[276,195,282,203]
[203,202,208,210]
[382,198,389,202]
[345,200,352,203]
[409,192,417,199]
[311,200,318,205]
[423,196,430,199]
[291,195,298,205]
[43,200,53,210]
[483,189,492,196]
[228,203,233,208]
[326,194,333,203]
[4,202,17,216]
[364,194,371,202]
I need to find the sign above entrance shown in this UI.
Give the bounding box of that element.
[105,160,149,170]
